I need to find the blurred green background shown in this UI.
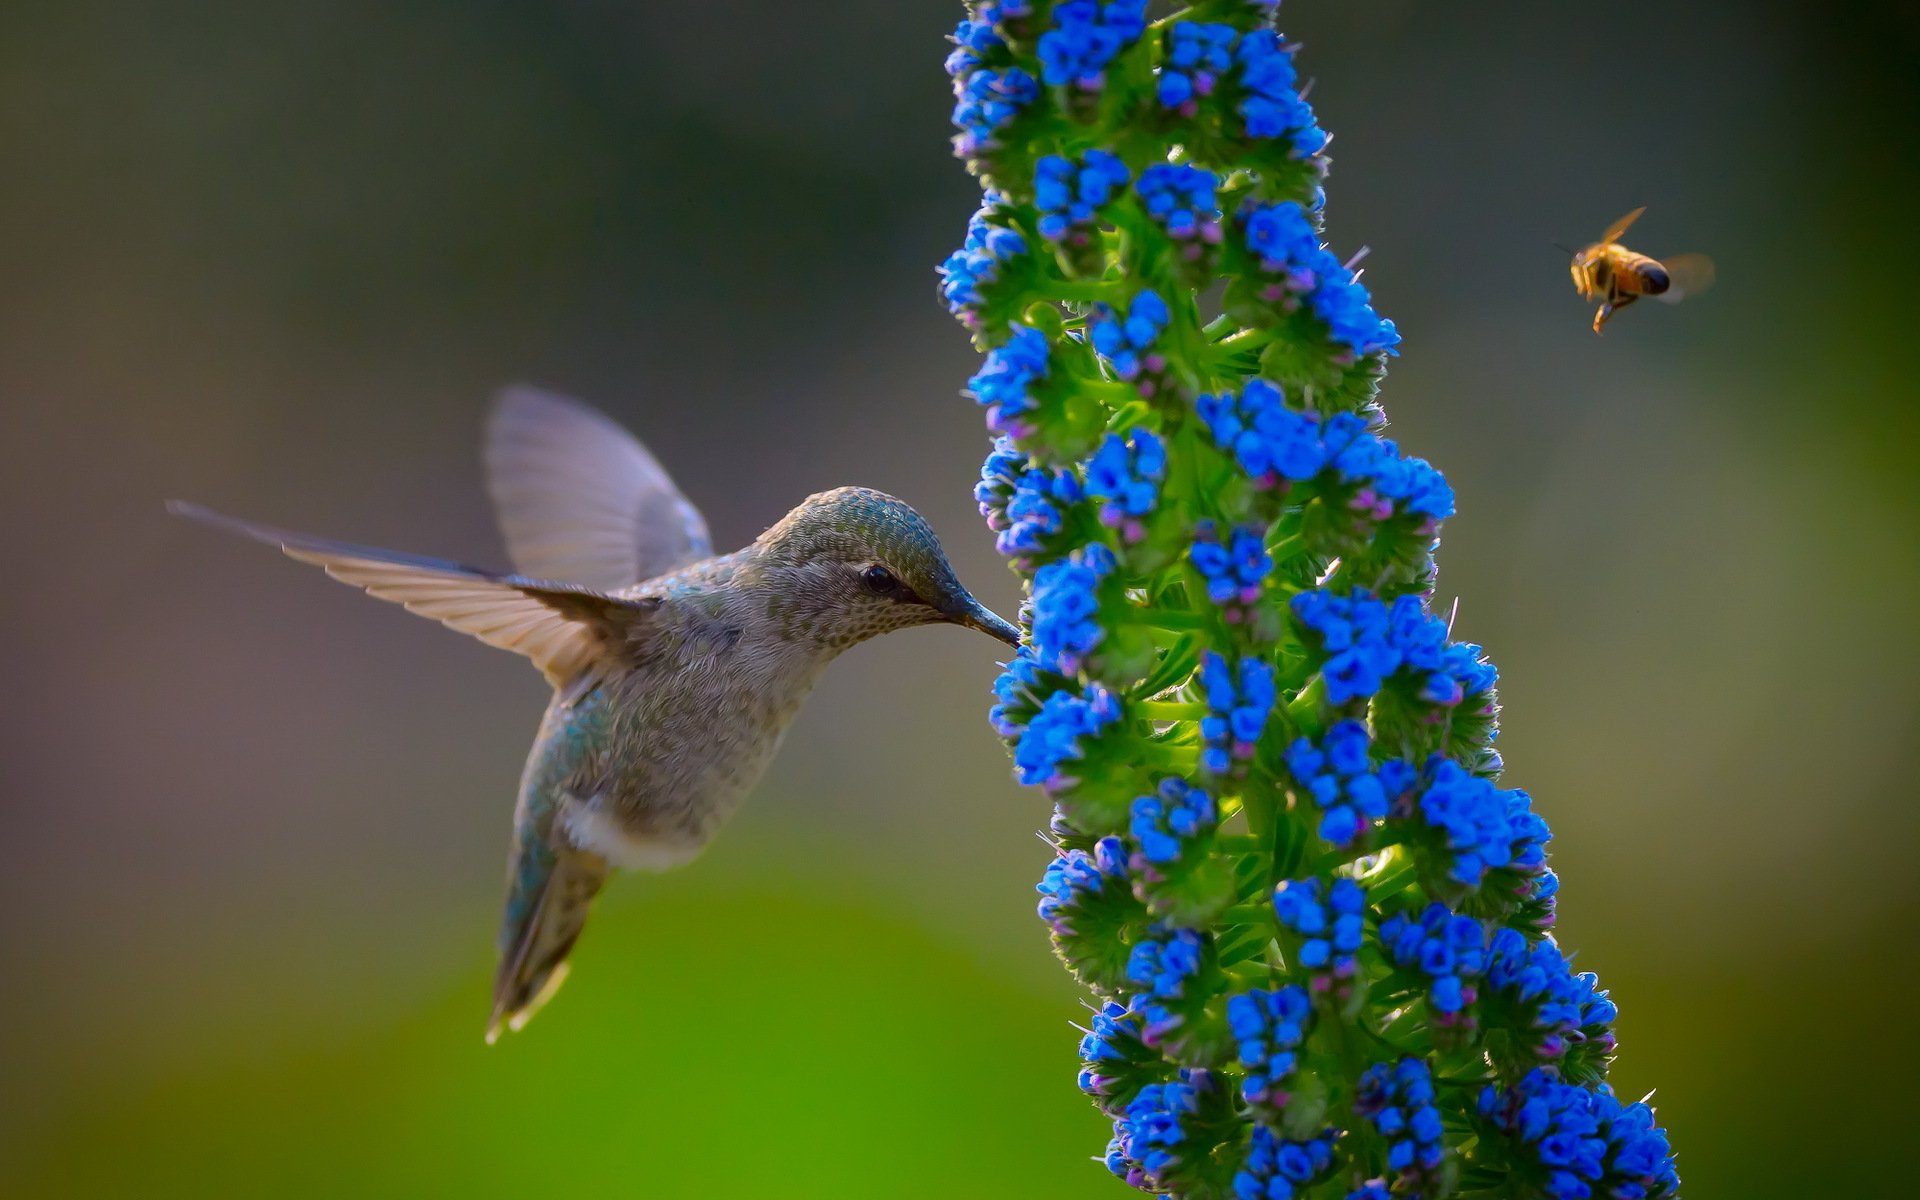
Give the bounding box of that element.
[2,2,1916,1196]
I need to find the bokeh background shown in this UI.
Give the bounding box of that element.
[3,2,1915,1195]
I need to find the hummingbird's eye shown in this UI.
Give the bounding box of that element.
[861,564,899,595]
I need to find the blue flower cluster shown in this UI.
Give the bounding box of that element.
[945,11,1004,80]
[1110,1073,1207,1191]
[1136,163,1222,242]
[1125,925,1207,1046]
[1233,1125,1335,1200]
[1077,999,1159,1106]
[1282,720,1414,847]
[1478,1070,1679,1200]
[1191,522,1273,615]
[1194,382,1448,523]
[1354,1058,1446,1184]
[1031,543,1116,675]
[1195,378,1326,486]
[1039,0,1150,89]
[1089,290,1171,384]
[1157,22,1236,111]
[1084,428,1166,541]
[1485,929,1618,1064]
[1241,201,1400,357]
[978,447,1084,564]
[1037,835,1130,937]
[1291,589,1489,707]
[938,197,1027,328]
[967,323,1051,437]
[1128,776,1215,870]
[1417,759,1550,888]
[1381,901,1489,1018]
[1035,150,1131,241]
[989,647,1049,739]
[1198,652,1276,775]
[949,64,1039,159]
[1273,877,1366,984]
[1234,30,1327,156]
[1226,985,1311,1113]
[1012,682,1122,789]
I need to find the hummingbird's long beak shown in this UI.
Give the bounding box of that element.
[947,598,1022,647]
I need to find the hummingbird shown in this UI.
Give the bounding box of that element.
[170,386,1020,1041]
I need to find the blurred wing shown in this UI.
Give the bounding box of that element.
[168,502,650,687]
[1600,206,1646,245]
[486,385,713,592]
[1655,254,1716,304]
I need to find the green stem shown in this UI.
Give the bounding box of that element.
[1044,279,1125,303]
[1136,606,1209,631]
[1138,700,1206,721]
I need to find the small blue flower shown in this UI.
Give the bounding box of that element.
[1089,289,1171,384]
[1226,986,1311,1113]
[1233,29,1326,156]
[1083,428,1166,541]
[988,645,1052,739]
[1036,835,1130,937]
[1013,682,1122,789]
[1233,1124,1335,1200]
[1291,588,1401,704]
[938,196,1028,328]
[1241,200,1400,357]
[1125,924,1208,1046]
[1128,776,1216,868]
[1485,929,1618,1065]
[1195,378,1326,486]
[1031,543,1116,675]
[944,14,1005,80]
[949,65,1039,158]
[1198,652,1276,775]
[1076,999,1161,1108]
[988,458,1083,564]
[1417,759,1552,887]
[1190,522,1273,616]
[1158,22,1237,110]
[966,323,1052,437]
[1035,149,1132,241]
[1283,720,1397,846]
[1355,1057,1448,1186]
[1273,876,1366,987]
[1478,1070,1679,1200]
[1135,163,1222,241]
[1038,0,1150,89]
[1380,901,1489,1018]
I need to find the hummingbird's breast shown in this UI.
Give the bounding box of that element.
[527,578,835,871]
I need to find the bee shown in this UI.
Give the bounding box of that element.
[1569,207,1714,334]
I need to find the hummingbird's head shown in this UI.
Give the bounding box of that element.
[755,487,1020,650]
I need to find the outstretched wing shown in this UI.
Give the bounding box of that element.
[168,502,652,687]
[485,385,713,593]
[1654,253,1716,304]
[1600,207,1646,246]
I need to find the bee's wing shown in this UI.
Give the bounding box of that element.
[1655,254,1716,304]
[1600,206,1647,245]
[486,385,714,592]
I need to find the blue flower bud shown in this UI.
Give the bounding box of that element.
[1013,682,1122,791]
[1038,0,1150,89]
[1083,428,1166,541]
[1089,289,1172,389]
[1355,1057,1449,1190]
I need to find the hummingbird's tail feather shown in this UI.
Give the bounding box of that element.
[486,846,609,1043]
